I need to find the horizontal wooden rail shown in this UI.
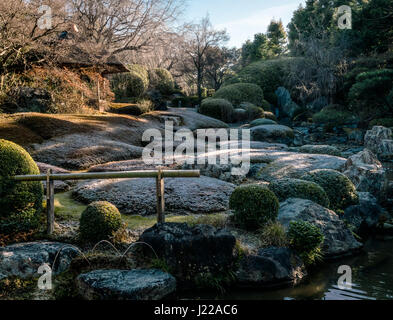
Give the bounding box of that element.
[10,169,200,235]
[12,170,200,182]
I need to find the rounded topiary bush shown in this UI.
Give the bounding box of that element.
[261,99,272,112]
[111,64,149,99]
[301,169,359,212]
[199,98,234,122]
[268,178,330,207]
[229,185,279,230]
[214,83,264,107]
[287,220,324,265]
[148,68,175,95]
[250,118,277,127]
[0,139,43,233]
[79,201,122,242]
[239,102,264,120]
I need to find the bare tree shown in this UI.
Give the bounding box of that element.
[68,0,185,59]
[182,16,229,102]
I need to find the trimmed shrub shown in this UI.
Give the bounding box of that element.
[261,99,272,112]
[148,68,175,95]
[199,98,234,122]
[213,83,264,107]
[224,58,293,104]
[250,118,277,127]
[299,145,342,157]
[110,100,153,116]
[0,139,43,234]
[269,178,330,207]
[229,185,279,230]
[172,96,199,108]
[79,201,123,242]
[111,64,149,99]
[287,220,324,265]
[369,118,393,128]
[348,69,393,119]
[312,106,358,129]
[239,102,264,120]
[301,169,359,212]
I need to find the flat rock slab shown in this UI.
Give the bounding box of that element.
[73,176,236,215]
[278,198,363,258]
[0,242,79,280]
[77,269,176,300]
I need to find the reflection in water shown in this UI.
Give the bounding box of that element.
[184,239,393,300]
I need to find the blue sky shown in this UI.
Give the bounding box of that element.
[183,0,306,48]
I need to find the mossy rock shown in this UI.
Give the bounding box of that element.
[264,111,277,121]
[0,139,43,234]
[229,185,279,230]
[301,169,359,212]
[299,145,342,157]
[269,178,330,207]
[250,118,277,127]
[79,201,122,242]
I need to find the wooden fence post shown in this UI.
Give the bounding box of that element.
[46,169,55,235]
[156,168,165,224]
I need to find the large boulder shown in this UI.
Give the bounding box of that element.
[139,223,236,281]
[73,176,236,216]
[364,126,393,161]
[235,247,306,288]
[253,152,346,182]
[0,242,79,280]
[251,124,294,145]
[77,269,176,300]
[299,145,342,157]
[343,149,387,197]
[343,192,384,235]
[278,198,362,258]
[275,87,300,118]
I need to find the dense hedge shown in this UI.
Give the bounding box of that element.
[213,83,264,107]
[269,178,330,207]
[172,96,200,108]
[0,139,43,234]
[148,68,175,95]
[199,98,234,122]
[79,201,122,242]
[229,185,279,230]
[301,169,359,213]
[223,58,293,104]
[239,102,264,120]
[110,64,149,99]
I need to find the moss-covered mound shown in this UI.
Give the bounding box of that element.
[199,98,234,122]
[301,169,359,212]
[298,145,342,157]
[239,102,265,120]
[213,83,264,107]
[269,178,330,207]
[0,139,43,233]
[229,185,279,230]
[79,201,122,242]
[250,118,277,127]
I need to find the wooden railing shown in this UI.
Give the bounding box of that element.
[12,169,200,235]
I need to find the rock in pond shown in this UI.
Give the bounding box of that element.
[235,247,306,288]
[139,223,236,281]
[0,242,79,280]
[344,192,385,235]
[343,149,387,197]
[251,124,294,145]
[278,199,363,258]
[77,269,176,300]
[73,176,236,215]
